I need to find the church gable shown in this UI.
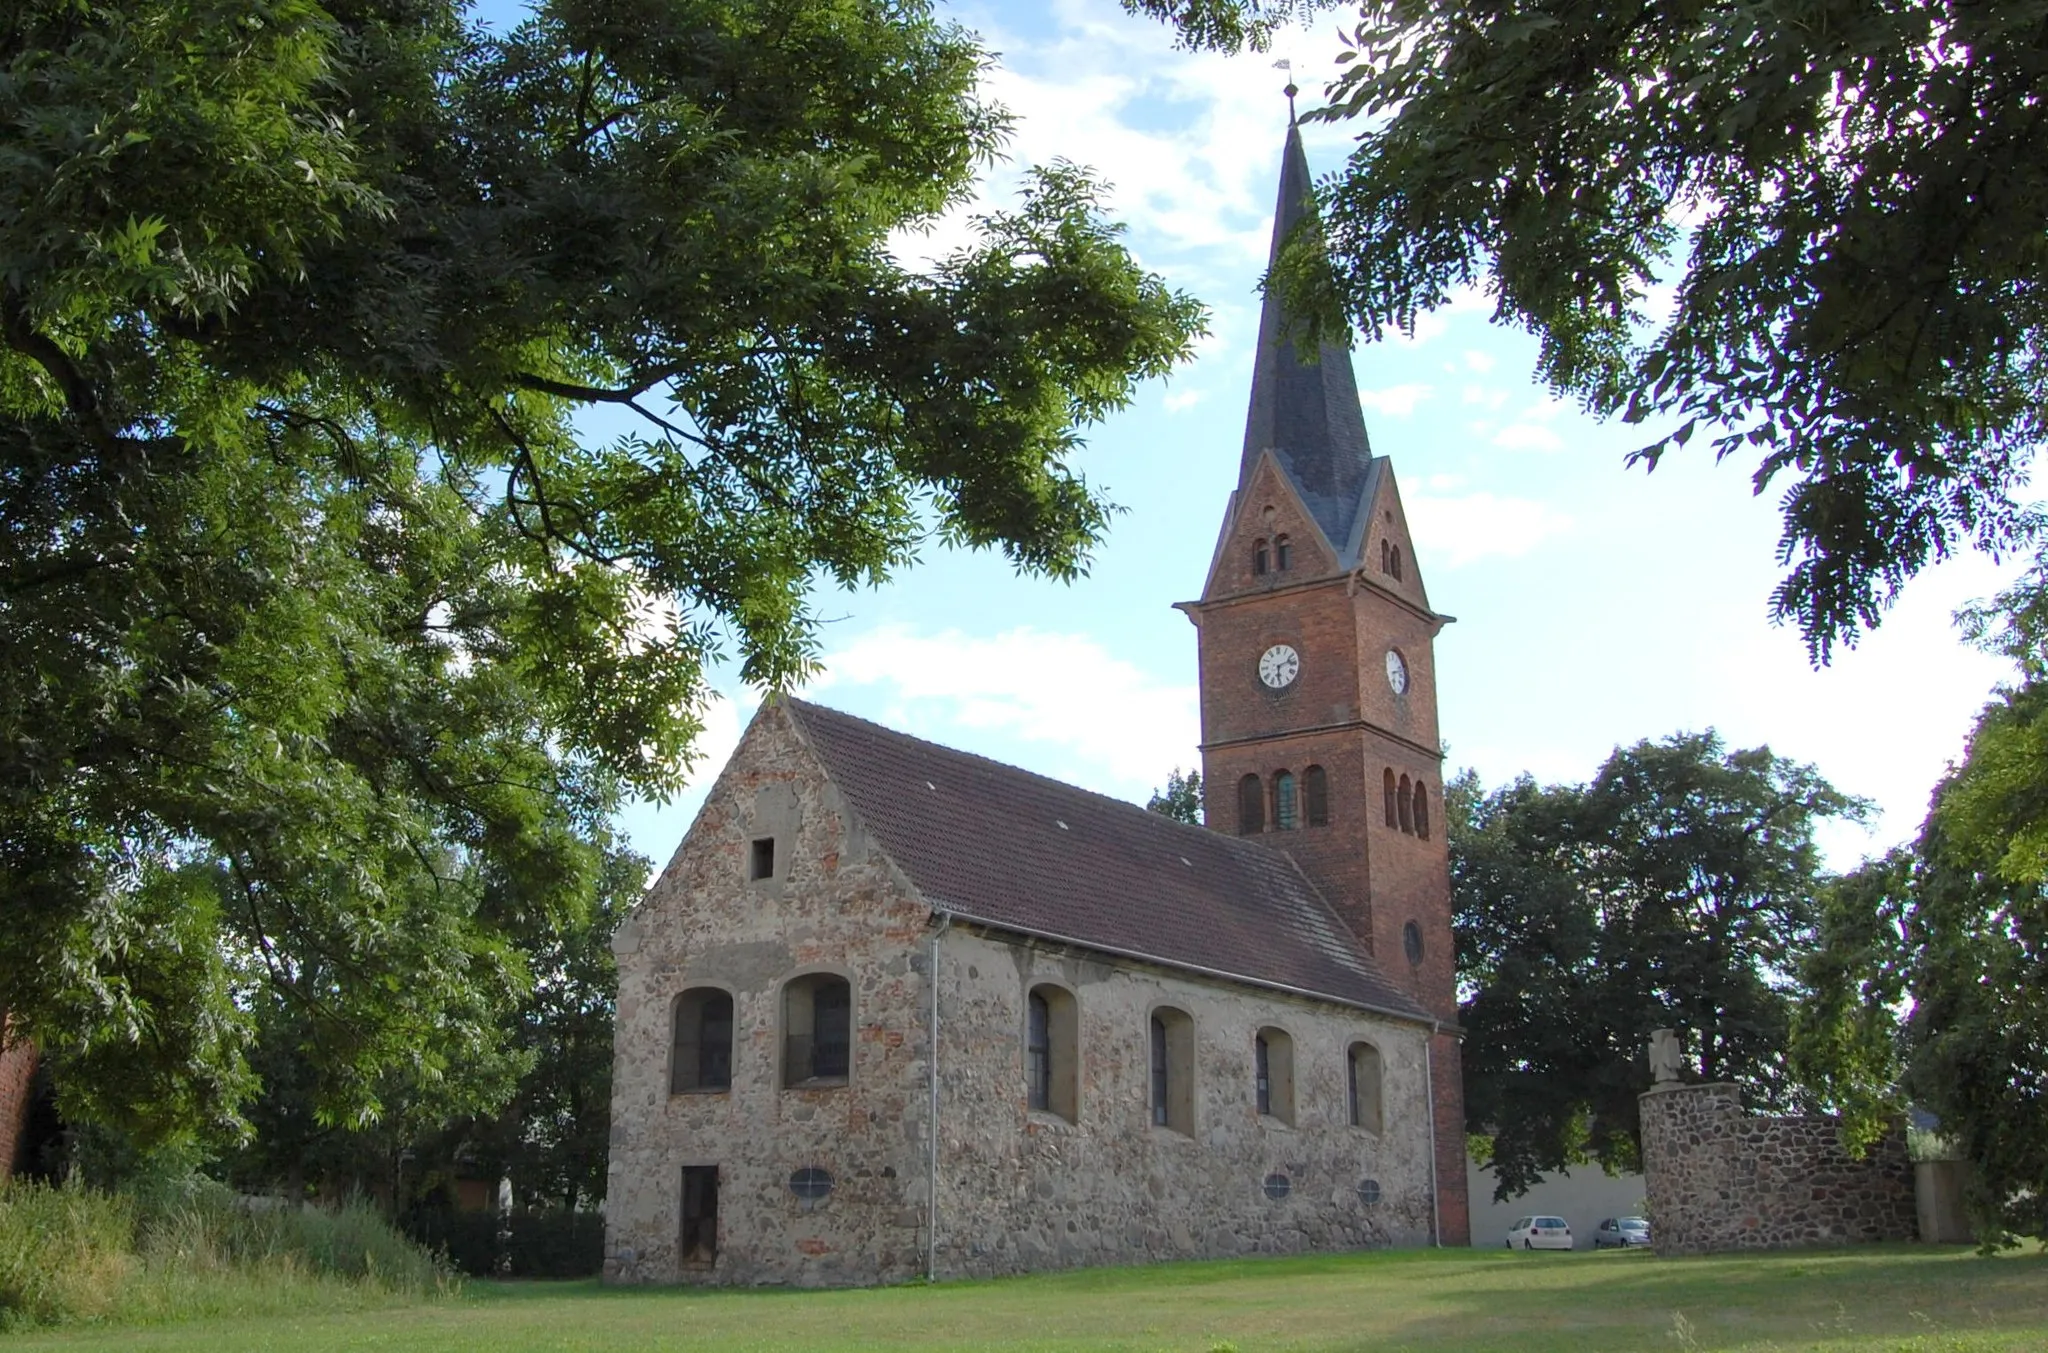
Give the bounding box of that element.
[1359,466,1431,614]
[1200,450,1347,600]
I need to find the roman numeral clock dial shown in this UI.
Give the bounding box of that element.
[1258,644,1300,690]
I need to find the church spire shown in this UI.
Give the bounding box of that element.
[1239,122,1376,563]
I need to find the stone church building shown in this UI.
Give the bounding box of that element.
[603,122,1471,1286]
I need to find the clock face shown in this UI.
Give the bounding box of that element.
[1257,644,1300,690]
[1385,648,1409,695]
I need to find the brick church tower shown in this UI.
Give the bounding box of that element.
[1180,120,1470,1245]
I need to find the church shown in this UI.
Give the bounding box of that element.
[602,121,1471,1287]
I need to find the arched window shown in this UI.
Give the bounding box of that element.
[1348,1041,1384,1133]
[1413,781,1431,840]
[671,987,734,1093]
[1238,773,1265,835]
[1275,534,1292,571]
[1391,545,1404,580]
[1380,539,1392,573]
[1398,774,1414,834]
[1273,770,1297,830]
[1253,538,1269,575]
[1383,768,1398,828]
[1255,1026,1296,1125]
[1150,1007,1195,1135]
[783,973,851,1087]
[1027,984,1079,1122]
[1303,766,1329,827]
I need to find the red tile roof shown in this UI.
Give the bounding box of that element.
[783,698,1432,1024]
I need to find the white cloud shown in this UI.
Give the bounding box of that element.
[1461,349,1496,374]
[808,623,1200,795]
[1387,309,1450,348]
[1406,491,1575,566]
[1462,384,1510,411]
[1360,383,1434,418]
[1491,422,1567,452]
[1163,387,1206,413]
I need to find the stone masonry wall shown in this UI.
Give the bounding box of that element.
[1639,1083,1914,1256]
[931,928,1436,1278]
[605,706,934,1287]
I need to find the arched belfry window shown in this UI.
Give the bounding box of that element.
[1383,769,1398,828]
[1380,539,1392,573]
[1304,766,1329,827]
[1349,1041,1384,1133]
[1273,770,1298,830]
[1413,782,1431,840]
[783,973,851,1087]
[1274,534,1292,571]
[1238,773,1265,835]
[671,988,734,1094]
[1253,538,1270,575]
[1398,774,1414,834]
[1027,984,1079,1122]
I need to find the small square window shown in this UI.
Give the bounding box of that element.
[750,837,776,881]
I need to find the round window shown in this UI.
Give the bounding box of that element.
[788,1167,834,1201]
[1357,1178,1382,1206]
[1403,920,1424,967]
[1262,1173,1291,1201]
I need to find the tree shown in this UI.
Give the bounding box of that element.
[1146,768,1204,825]
[1452,734,1864,1199]
[1796,558,2048,1243]
[222,843,643,1211]
[1135,0,2048,660]
[0,0,1205,1145]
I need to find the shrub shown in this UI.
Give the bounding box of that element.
[0,1178,453,1330]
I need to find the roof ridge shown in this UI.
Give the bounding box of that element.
[783,694,1292,861]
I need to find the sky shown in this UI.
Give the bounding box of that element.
[477,0,2025,872]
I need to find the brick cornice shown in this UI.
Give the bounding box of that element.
[1176,569,1452,632]
[1202,716,1445,764]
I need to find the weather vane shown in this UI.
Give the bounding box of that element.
[1273,59,1297,123]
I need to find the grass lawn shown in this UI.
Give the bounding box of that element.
[6,1244,2046,1352]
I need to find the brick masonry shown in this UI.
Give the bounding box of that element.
[1638,1083,1915,1255]
[1188,456,1470,1246]
[604,707,1440,1287]
[0,1014,35,1180]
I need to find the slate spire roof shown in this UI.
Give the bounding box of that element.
[1240,122,1378,564]
[782,697,1432,1024]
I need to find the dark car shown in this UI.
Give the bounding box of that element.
[1592,1216,1651,1249]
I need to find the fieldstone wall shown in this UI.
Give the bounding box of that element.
[605,706,935,1288]
[1639,1083,1914,1256]
[931,928,1435,1278]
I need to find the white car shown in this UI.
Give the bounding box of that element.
[1506,1215,1573,1250]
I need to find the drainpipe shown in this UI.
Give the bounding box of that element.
[926,912,950,1282]
[1425,1024,1441,1248]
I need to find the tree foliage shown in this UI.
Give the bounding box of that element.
[1797,557,2048,1243]
[1146,767,1204,825]
[1452,734,1864,1199]
[224,844,641,1211]
[0,0,1204,1145]
[1143,0,2048,660]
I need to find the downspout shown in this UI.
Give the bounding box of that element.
[1425,1023,1441,1248]
[926,911,950,1282]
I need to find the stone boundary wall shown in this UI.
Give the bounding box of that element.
[1639,1083,1913,1256]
